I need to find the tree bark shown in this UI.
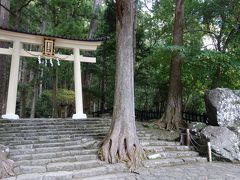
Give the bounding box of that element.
[52,67,58,118]
[15,0,21,29]
[157,0,186,130]
[88,0,103,38]
[19,60,28,118]
[99,0,145,170]
[100,76,106,113]
[16,0,31,118]
[30,70,38,118]
[0,0,10,116]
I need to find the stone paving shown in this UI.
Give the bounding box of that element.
[136,162,240,180]
[84,162,240,180]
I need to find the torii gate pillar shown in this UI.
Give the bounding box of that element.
[72,48,87,119]
[2,40,21,120]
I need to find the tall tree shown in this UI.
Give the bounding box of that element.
[30,0,48,118]
[52,67,58,118]
[14,0,34,118]
[0,0,10,116]
[198,0,240,88]
[88,0,103,38]
[14,0,34,29]
[99,0,145,169]
[157,0,186,130]
[83,0,103,113]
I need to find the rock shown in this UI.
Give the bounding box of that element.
[228,126,240,141]
[0,145,15,179]
[189,122,207,134]
[205,88,240,127]
[201,126,240,162]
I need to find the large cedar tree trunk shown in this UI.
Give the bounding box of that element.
[0,0,10,116]
[99,0,145,170]
[157,0,186,130]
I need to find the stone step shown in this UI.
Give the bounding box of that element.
[14,159,105,175]
[140,140,180,146]
[72,163,127,179]
[9,138,98,149]
[0,133,107,142]
[13,154,98,166]
[0,118,111,123]
[0,132,150,142]
[6,157,207,180]
[10,141,99,156]
[1,132,155,144]
[0,123,110,129]
[138,136,160,140]
[11,149,98,161]
[0,129,109,138]
[0,125,110,131]
[2,134,157,147]
[144,145,192,152]
[3,171,73,180]
[0,126,110,133]
[74,157,207,180]
[3,136,105,147]
[78,173,133,180]
[0,128,150,135]
[147,150,199,159]
[0,121,111,127]
[8,140,181,151]
[144,156,207,168]
[3,163,127,180]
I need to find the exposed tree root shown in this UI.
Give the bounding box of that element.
[98,130,146,171]
[156,107,187,131]
[0,145,15,178]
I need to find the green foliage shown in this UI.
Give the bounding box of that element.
[7,0,240,116]
[57,89,75,105]
[36,89,75,117]
[36,90,52,118]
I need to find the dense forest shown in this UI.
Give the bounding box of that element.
[0,0,240,119]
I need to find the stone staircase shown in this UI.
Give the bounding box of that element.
[0,118,207,180]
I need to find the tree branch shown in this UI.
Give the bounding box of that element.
[223,28,236,52]
[223,16,240,51]
[0,3,15,16]
[216,15,225,52]
[143,0,153,12]
[19,0,34,12]
[185,29,218,38]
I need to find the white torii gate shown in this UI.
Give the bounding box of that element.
[0,28,103,120]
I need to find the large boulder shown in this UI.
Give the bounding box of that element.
[201,126,240,162]
[0,145,15,178]
[228,126,240,142]
[205,88,240,127]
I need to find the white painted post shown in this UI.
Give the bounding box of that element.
[208,142,212,162]
[72,48,87,119]
[2,40,21,120]
[186,129,190,147]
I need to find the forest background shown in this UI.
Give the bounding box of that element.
[0,0,239,118]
